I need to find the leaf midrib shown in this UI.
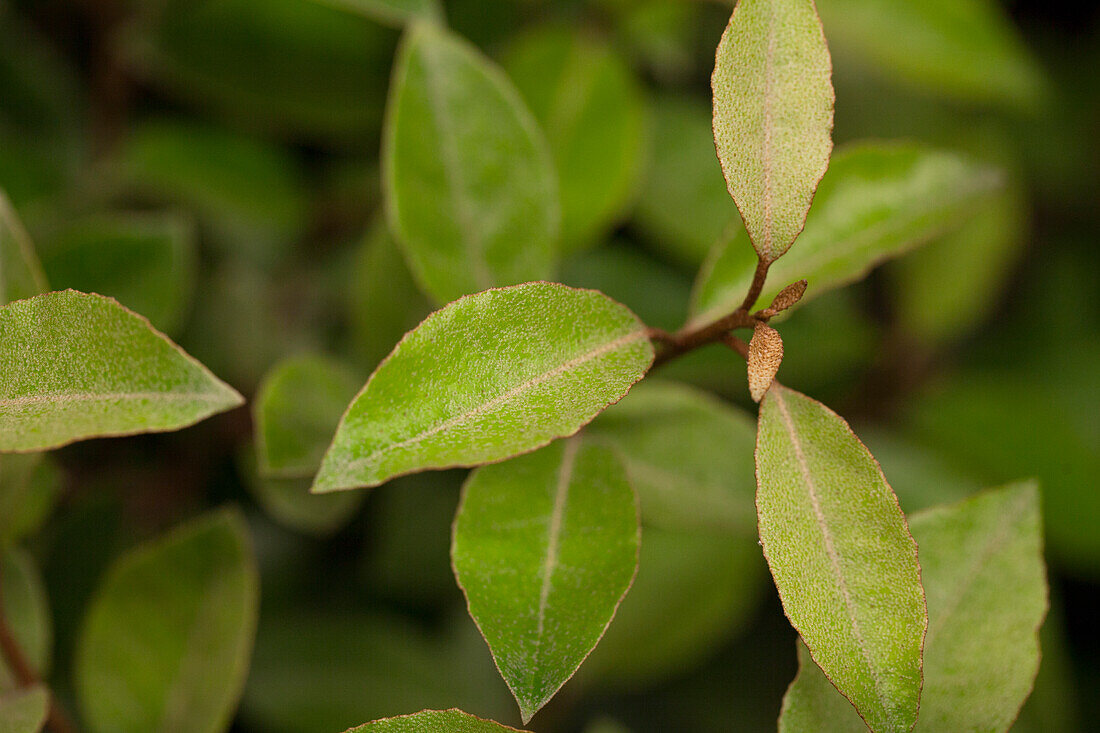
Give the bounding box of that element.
[0,391,231,407]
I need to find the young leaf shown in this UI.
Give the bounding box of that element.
[747,322,783,403]
[384,21,559,303]
[0,685,48,733]
[712,0,834,263]
[346,709,524,733]
[691,143,1002,324]
[779,482,1047,732]
[75,508,259,733]
[759,279,807,318]
[452,439,640,723]
[313,282,653,492]
[505,27,647,252]
[0,454,62,549]
[0,290,244,452]
[0,192,47,307]
[755,384,925,732]
[0,549,51,692]
[254,355,360,478]
[586,380,757,534]
[310,0,442,27]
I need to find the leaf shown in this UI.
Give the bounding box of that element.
[313,282,653,492]
[0,192,47,307]
[38,213,197,333]
[240,449,363,537]
[308,0,441,27]
[747,322,783,402]
[712,0,834,263]
[384,21,559,303]
[452,439,640,723]
[586,380,757,534]
[346,709,524,733]
[0,290,243,452]
[0,549,50,692]
[0,685,48,733]
[505,26,647,252]
[75,508,259,733]
[780,482,1047,732]
[691,143,1002,325]
[255,355,361,478]
[755,384,925,732]
[0,453,62,548]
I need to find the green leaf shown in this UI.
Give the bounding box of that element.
[39,213,197,334]
[817,0,1047,110]
[384,21,559,303]
[240,449,363,537]
[691,143,1003,324]
[0,192,47,307]
[780,482,1047,732]
[0,549,50,692]
[255,355,361,478]
[755,384,925,732]
[0,685,48,733]
[347,709,524,733]
[75,508,259,733]
[505,26,647,252]
[586,381,756,533]
[452,439,640,723]
[0,290,243,452]
[712,0,834,263]
[313,282,653,492]
[308,0,442,26]
[0,453,62,548]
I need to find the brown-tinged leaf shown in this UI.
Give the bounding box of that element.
[760,280,808,318]
[747,322,783,402]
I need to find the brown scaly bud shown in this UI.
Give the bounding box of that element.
[747,321,784,403]
[757,279,808,319]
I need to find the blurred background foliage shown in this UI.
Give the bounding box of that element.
[0,0,1096,730]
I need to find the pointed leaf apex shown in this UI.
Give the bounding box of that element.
[761,279,808,317]
[748,321,784,402]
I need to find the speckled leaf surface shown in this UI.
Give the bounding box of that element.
[452,440,639,723]
[0,193,47,307]
[313,282,653,492]
[691,143,1002,324]
[0,686,48,733]
[346,709,524,733]
[0,550,50,692]
[712,0,833,262]
[313,0,441,27]
[755,384,925,732]
[0,290,243,452]
[75,509,259,733]
[780,482,1047,732]
[586,381,756,533]
[384,21,559,303]
[255,355,360,478]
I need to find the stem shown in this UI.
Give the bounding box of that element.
[0,565,79,733]
[739,258,771,312]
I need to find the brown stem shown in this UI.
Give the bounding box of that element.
[721,332,750,360]
[0,566,80,733]
[739,258,771,312]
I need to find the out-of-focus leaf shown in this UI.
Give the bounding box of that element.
[347,709,522,733]
[452,439,639,723]
[581,525,763,690]
[347,222,432,370]
[0,549,50,692]
[505,26,646,252]
[599,0,702,82]
[124,0,397,140]
[780,482,1047,732]
[118,119,307,265]
[691,143,1003,325]
[633,97,738,266]
[756,384,925,732]
[75,509,259,733]
[255,355,360,478]
[241,449,363,537]
[586,381,756,534]
[0,291,243,452]
[890,181,1027,341]
[0,192,47,306]
[817,0,1047,110]
[309,0,442,26]
[0,454,62,548]
[712,0,833,263]
[384,21,559,303]
[241,611,511,733]
[857,429,983,514]
[314,283,653,492]
[38,213,197,334]
[0,685,48,733]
